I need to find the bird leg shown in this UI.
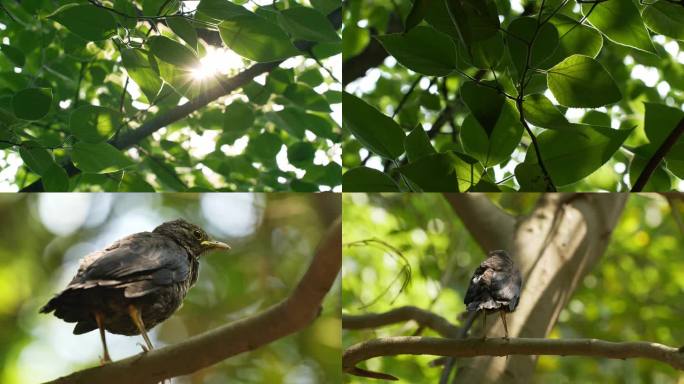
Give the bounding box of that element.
[500,311,509,339]
[481,311,487,340]
[128,305,154,352]
[94,312,112,364]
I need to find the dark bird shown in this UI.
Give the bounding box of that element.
[464,250,522,338]
[40,219,230,363]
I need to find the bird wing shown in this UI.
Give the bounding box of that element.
[464,265,494,311]
[67,232,192,297]
[490,268,522,311]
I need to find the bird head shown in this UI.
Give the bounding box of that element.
[487,250,516,267]
[154,219,231,258]
[488,250,511,260]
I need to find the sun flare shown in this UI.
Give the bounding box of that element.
[192,46,246,80]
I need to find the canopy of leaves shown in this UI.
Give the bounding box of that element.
[0,0,341,192]
[0,193,340,383]
[342,0,684,192]
[342,193,684,383]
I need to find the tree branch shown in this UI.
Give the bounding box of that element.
[631,116,684,192]
[343,306,461,338]
[442,193,515,252]
[342,14,402,86]
[44,217,342,384]
[343,336,684,380]
[20,7,342,192]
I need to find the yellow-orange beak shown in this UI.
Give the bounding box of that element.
[201,240,231,251]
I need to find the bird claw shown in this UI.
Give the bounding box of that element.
[137,342,150,353]
[99,355,112,365]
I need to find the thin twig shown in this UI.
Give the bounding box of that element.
[632,117,684,191]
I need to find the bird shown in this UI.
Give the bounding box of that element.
[40,218,231,363]
[463,250,522,338]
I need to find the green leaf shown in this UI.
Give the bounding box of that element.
[399,152,481,192]
[19,141,54,175]
[664,142,684,179]
[72,142,134,173]
[343,167,400,192]
[248,132,282,161]
[148,36,200,69]
[120,49,163,103]
[468,33,505,69]
[223,100,254,133]
[0,44,25,67]
[342,92,405,159]
[544,14,603,68]
[196,0,251,20]
[304,162,341,186]
[444,0,500,49]
[219,14,299,62]
[461,102,523,167]
[342,25,370,59]
[581,110,611,127]
[70,105,121,143]
[287,141,316,168]
[43,163,70,192]
[582,0,655,53]
[311,0,339,14]
[547,55,622,108]
[522,93,570,129]
[270,108,335,140]
[629,148,672,191]
[143,0,179,16]
[404,125,436,162]
[283,83,331,112]
[47,4,117,41]
[167,17,199,52]
[146,157,186,191]
[527,124,634,186]
[643,102,684,153]
[460,81,505,137]
[278,7,340,42]
[405,0,431,32]
[113,0,138,29]
[643,1,684,41]
[298,68,325,87]
[13,87,51,120]
[376,26,457,76]
[507,17,559,76]
[514,161,550,191]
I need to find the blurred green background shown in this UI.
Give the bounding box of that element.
[0,193,340,384]
[342,193,684,383]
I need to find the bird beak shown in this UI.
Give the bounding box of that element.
[201,240,231,251]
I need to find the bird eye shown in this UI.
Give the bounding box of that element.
[193,230,203,240]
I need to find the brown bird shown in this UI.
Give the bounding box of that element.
[464,250,522,338]
[40,219,230,363]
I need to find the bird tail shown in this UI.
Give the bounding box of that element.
[39,297,58,314]
[437,310,480,384]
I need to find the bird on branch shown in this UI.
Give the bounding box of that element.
[40,219,231,363]
[464,250,522,338]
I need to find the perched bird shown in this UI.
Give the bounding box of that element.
[464,250,522,338]
[40,219,230,363]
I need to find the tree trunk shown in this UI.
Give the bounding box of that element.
[444,193,628,383]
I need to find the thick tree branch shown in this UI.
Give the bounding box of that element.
[44,217,341,384]
[21,8,342,192]
[343,306,460,338]
[343,336,684,380]
[631,116,684,192]
[442,193,515,252]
